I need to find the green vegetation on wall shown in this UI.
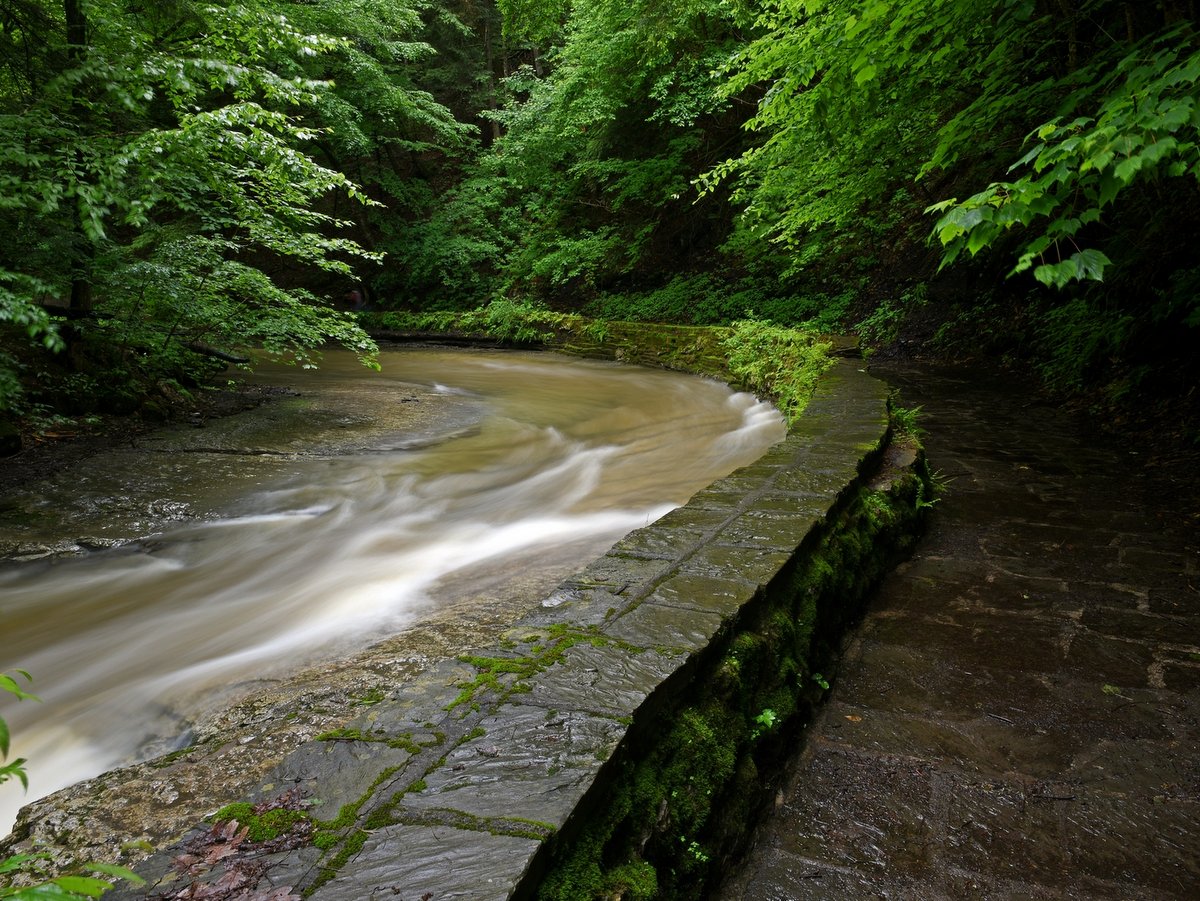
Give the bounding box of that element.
[361,304,833,423]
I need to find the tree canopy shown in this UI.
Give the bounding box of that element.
[1,0,1197,421]
[0,0,466,411]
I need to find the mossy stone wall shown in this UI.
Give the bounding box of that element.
[533,435,929,899]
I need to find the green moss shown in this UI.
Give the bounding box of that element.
[448,627,623,711]
[507,816,557,832]
[350,687,387,707]
[364,807,398,830]
[314,727,421,754]
[213,801,255,823]
[461,655,529,674]
[310,762,403,858]
[312,831,340,851]
[211,803,309,843]
[149,743,200,768]
[310,829,371,891]
[315,727,372,742]
[606,862,657,900]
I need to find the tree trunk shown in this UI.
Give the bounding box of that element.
[483,4,502,145]
[1056,0,1078,71]
[65,0,86,54]
[65,0,93,314]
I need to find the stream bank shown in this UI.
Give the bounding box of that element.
[2,346,786,848]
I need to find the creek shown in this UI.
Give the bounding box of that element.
[0,347,785,838]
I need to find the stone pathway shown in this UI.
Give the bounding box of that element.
[721,363,1200,899]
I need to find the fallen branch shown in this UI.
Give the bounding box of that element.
[186,342,251,364]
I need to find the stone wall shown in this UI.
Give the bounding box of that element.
[529,363,929,900]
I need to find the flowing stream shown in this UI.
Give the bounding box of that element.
[0,348,785,837]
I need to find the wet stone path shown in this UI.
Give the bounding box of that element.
[721,363,1200,900]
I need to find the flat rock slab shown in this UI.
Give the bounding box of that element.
[306,361,892,898]
[315,824,541,901]
[402,705,627,823]
[720,362,1200,900]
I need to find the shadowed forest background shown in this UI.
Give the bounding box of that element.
[1,0,1198,449]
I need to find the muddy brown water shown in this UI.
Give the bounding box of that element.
[0,348,785,838]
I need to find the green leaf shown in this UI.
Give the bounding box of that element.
[0,758,30,790]
[0,674,39,703]
[944,204,987,231]
[83,863,144,886]
[1072,248,1111,282]
[966,223,997,255]
[1034,259,1074,287]
[0,853,51,875]
[0,886,83,899]
[1166,159,1192,177]
[1140,136,1179,165]
[924,197,959,215]
[1009,142,1046,172]
[1098,172,1122,207]
[1114,155,1144,182]
[47,877,111,898]
[1036,121,1060,140]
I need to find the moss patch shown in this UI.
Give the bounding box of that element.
[448,625,627,711]
[211,802,309,844]
[313,727,424,754]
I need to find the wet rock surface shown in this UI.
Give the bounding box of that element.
[720,363,1200,900]
[0,371,476,556]
[67,358,902,900]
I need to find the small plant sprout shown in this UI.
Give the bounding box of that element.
[679,837,710,864]
[2,672,144,899]
[889,403,924,437]
[750,707,778,741]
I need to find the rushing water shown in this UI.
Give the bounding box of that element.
[0,348,785,837]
